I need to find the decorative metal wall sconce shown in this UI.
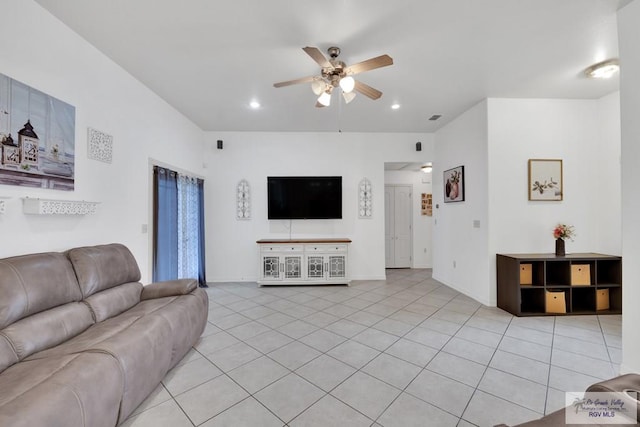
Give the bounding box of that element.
[358,178,372,218]
[236,179,250,219]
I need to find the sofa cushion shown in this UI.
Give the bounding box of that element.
[24,290,208,421]
[67,243,141,298]
[1,302,93,363]
[0,353,123,427]
[0,336,18,373]
[0,252,82,330]
[83,281,143,322]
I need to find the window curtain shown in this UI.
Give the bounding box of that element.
[197,179,207,286]
[153,166,178,282]
[153,166,207,287]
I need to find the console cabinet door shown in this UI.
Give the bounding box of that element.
[261,255,282,281]
[328,255,347,279]
[306,255,325,281]
[283,255,303,280]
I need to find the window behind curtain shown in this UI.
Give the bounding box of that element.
[153,166,206,286]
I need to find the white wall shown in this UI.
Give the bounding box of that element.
[0,0,205,283]
[432,96,621,307]
[384,170,433,268]
[486,97,621,305]
[618,0,640,374]
[433,101,490,304]
[203,132,433,282]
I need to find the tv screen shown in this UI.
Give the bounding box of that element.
[268,176,342,220]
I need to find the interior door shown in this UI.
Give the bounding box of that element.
[384,186,394,267]
[385,185,412,268]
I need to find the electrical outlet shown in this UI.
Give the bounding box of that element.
[424,248,427,253]
[473,220,481,228]
[141,224,148,234]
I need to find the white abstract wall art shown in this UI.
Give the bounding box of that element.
[87,127,113,164]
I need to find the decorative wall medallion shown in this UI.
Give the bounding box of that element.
[236,179,250,220]
[87,128,113,164]
[22,198,99,215]
[358,178,372,218]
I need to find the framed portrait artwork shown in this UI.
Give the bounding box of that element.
[443,165,465,203]
[528,159,563,201]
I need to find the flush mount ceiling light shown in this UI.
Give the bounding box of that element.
[585,59,619,79]
[421,163,433,173]
[249,100,261,109]
[274,46,393,108]
[391,104,400,110]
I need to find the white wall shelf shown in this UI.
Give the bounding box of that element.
[22,198,99,215]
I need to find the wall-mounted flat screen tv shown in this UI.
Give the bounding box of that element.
[267,176,342,220]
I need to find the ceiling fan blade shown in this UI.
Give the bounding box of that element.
[303,46,332,68]
[315,101,326,108]
[345,54,393,75]
[354,80,383,100]
[273,76,315,88]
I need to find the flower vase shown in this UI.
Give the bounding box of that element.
[555,238,565,257]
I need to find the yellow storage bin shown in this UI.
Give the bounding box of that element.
[596,289,610,311]
[520,264,532,285]
[545,290,566,314]
[571,264,591,286]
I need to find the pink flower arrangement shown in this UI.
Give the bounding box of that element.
[553,224,575,240]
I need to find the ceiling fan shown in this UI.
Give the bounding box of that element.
[273,46,393,107]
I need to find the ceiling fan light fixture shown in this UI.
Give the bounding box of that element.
[311,80,326,95]
[318,91,332,107]
[339,76,355,93]
[343,91,356,104]
[585,59,619,79]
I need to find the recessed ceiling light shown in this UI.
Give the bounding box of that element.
[391,104,400,110]
[585,59,619,79]
[249,100,261,109]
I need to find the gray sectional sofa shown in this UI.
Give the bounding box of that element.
[0,243,209,426]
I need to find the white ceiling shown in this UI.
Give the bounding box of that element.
[34,0,628,133]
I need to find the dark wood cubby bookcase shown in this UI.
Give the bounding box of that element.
[497,253,622,316]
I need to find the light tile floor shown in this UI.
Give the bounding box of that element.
[122,269,622,427]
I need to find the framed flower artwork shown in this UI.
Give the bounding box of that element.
[528,159,563,201]
[443,165,464,203]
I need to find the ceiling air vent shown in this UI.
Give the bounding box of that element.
[428,114,442,121]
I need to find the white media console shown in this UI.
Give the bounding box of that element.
[257,238,351,286]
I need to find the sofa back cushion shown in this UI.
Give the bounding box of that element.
[67,244,141,298]
[83,282,143,322]
[0,252,82,330]
[0,302,93,371]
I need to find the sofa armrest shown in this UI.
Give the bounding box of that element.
[140,279,198,300]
